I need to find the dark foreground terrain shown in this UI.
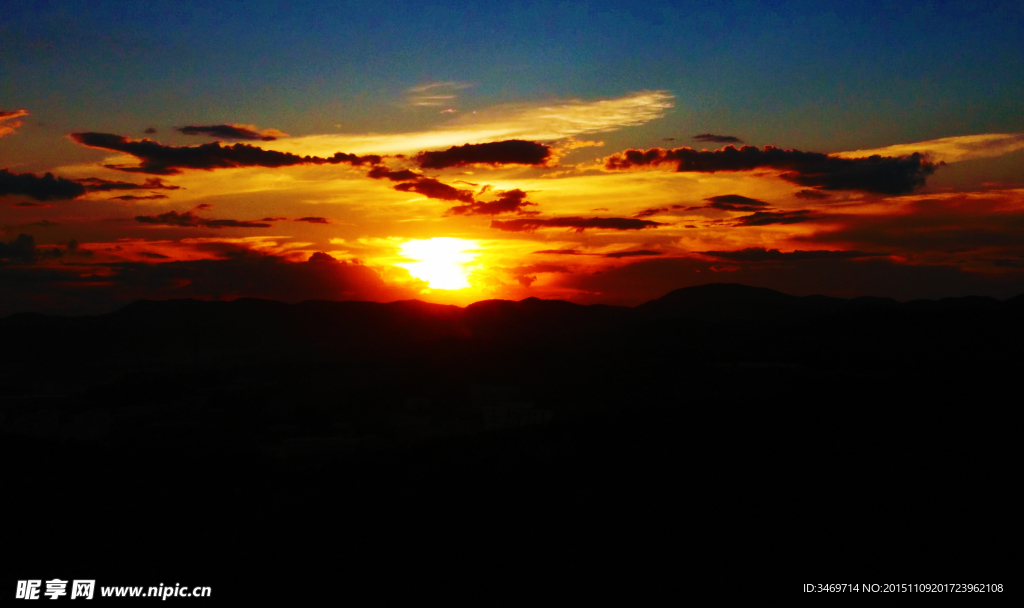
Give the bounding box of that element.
[3,283,1021,601]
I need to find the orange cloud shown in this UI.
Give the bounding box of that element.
[0,109,29,138]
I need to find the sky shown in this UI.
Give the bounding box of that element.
[3,0,1024,315]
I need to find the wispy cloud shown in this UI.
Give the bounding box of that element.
[0,109,29,138]
[836,133,1024,164]
[264,91,674,157]
[406,82,472,111]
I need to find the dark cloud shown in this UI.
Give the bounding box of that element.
[704,194,771,212]
[701,248,886,262]
[78,177,180,192]
[992,257,1024,269]
[294,217,331,224]
[367,166,422,181]
[12,202,45,207]
[732,210,816,226]
[510,263,573,274]
[415,140,552,169]
[796,194,1024,254]
[0,246,417,316]
[139,251,170,259]
[143,127,157,134]
[603,145,937,195]
[0,234,37,262]
[505,263,573,287]
[447,189,537,216]
[603,250,664,258]
[394,178,475,203]
[795,189,830,200]
[531,248,664,257]
[69,133,381,175]
[693,133,743,144]
[554,255,1024,307]
[532,248,586,255]
[3,220,60,231]
[635,207,668,218]
[135,211,274,229]
[0,234,63,263]
[111,194,170,201]
[0,169,86,201]
[490,216,666,233]
[259,216,288,222]
[177,124,287,141]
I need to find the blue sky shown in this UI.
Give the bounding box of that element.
[3,1,1024,314]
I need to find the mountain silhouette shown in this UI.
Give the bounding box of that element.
[3,282,1022,599]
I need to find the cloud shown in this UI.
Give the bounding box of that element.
[177,124,289,141]
[258,91,674,158]
[447,90,674,142]
[529,248,663,257]
[634,207,670,217]
[554,254,1024,306]
[446,189,537,216]
[603,145,937,194]
[0,109,29,138]
[0,233,64,263]
[69,132,382,175]
[78,177,181,191]
[701,248,885,262]
[406,82,472,109]
[367,166,422,181]
[0,246,417,316]
[0,169,86,201]
[294,217,331,224]
[111,194,169,201]
[704,194,771,212]
[795,189,830,200]
[490,216,666,233]
[693,133,743,144]
[732,210,817,226]
[835,133,1024,164]
[0,234,39,262]
[532,248,586,255]
[2,220,60,233]
[415,140,552,169]
[135,211,274,229]
[144,127,157,134]
[393,178,475,203]
[603,250,664,258]
[503,262,574,287]
[796,191,1024,254]
[407,82,473,93]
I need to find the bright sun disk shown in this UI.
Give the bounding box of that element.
[396,237,479,290]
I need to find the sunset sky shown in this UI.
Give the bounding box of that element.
[3,1,1024,315]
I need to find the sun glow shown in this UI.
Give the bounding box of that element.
[396,237,480,290]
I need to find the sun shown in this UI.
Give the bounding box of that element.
[396,237,479,290]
